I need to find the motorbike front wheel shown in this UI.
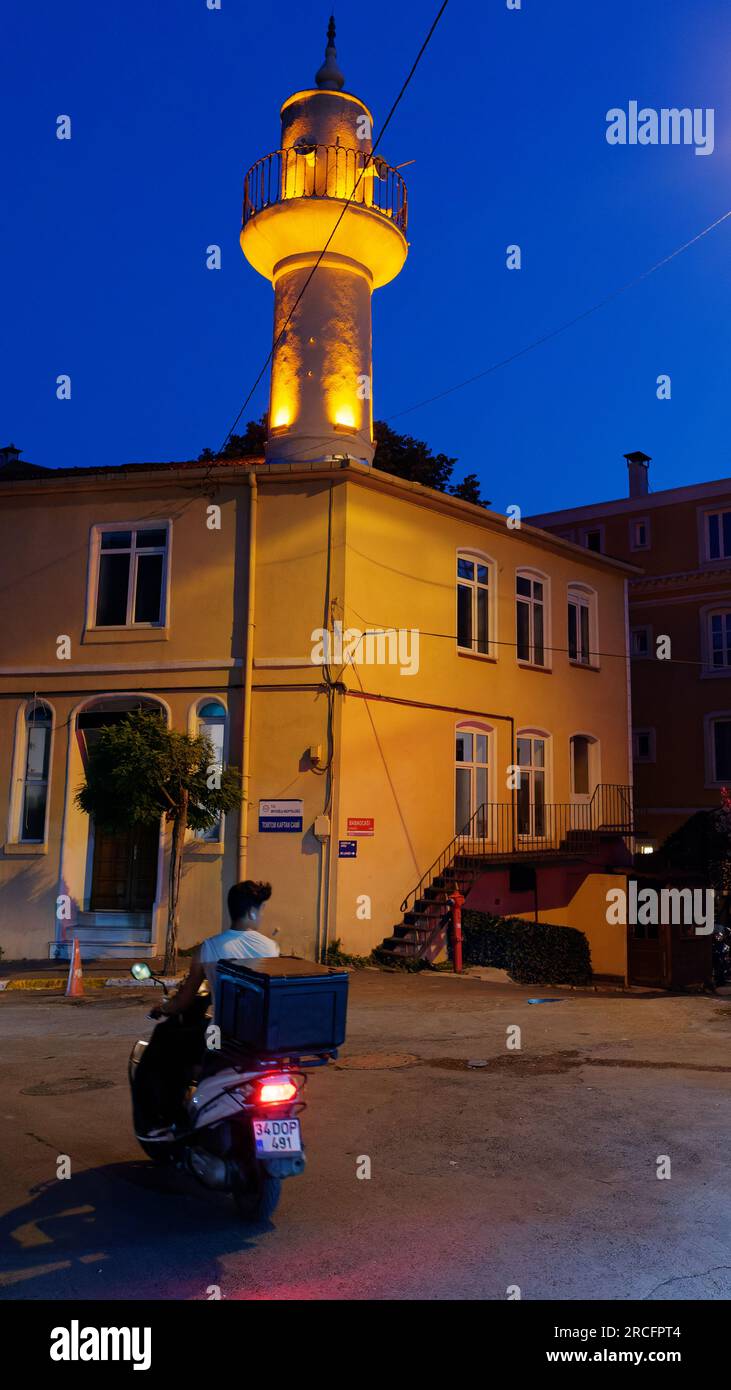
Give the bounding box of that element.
[232,1165,282,1223]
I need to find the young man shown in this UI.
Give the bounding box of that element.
[136,881,278,1136]
[155,880,279,1020]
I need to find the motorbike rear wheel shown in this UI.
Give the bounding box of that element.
[232,1166,282,1223]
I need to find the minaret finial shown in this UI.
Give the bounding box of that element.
[315,13,345,91]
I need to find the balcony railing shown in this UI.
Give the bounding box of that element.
[401,784,636,915]
[242,144,408,234]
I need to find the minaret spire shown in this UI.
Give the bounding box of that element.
[315,14,345,91]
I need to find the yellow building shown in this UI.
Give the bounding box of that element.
[0,25,637,980]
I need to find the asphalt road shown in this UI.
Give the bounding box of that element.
[2,971,731,1301]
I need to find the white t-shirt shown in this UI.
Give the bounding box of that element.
[199,928,280,1003]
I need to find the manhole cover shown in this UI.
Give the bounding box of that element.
[335,1053,418,1070]
[22,1077,116,1096]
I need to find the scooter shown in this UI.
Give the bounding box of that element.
[127,962,331,1221]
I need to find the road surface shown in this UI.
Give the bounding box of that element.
[1,971,730,1300]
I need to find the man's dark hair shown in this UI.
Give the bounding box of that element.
[228,880,272,924]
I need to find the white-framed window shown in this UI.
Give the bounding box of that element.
[706,715,731,785]
[455,724,491,836]
[704,509,731,562]
[89,523,170,628]
[456,552,493,657]
[516,733,548,837]
[579,525,604,553]
[15,701,53,843]
[567,585,597,667]
[516,570,548,667]
[632,728,656,763]
[708,610,731,671]
[195,699,227,842]
[630,517,650,551]
[631,625,652,658]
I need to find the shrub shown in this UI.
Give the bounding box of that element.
[461,911,592,985]
[325,938,375,970]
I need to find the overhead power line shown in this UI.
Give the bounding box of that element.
[385,208,731,422]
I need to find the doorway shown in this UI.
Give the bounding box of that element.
[455,726,489,837]
[90,821,159,911]
[77,697,164,916]
[516,734,546,839]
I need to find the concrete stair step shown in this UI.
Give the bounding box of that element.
[50,940,156,962]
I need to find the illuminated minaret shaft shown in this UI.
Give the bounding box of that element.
[241,18,408,464]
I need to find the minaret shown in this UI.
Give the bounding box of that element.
[241,18,408,465]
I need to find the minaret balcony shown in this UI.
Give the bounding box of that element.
[241,144,408,289]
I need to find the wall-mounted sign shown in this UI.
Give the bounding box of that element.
[346,817,374,837]
[258,799,303,833]
[338,840,358,858]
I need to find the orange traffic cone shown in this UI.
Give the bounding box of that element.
[65,936,84,997]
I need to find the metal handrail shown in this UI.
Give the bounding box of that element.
[400,784,636,915]
[242,145,408,234]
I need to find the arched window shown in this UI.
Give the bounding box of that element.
[516,570,548,667]
[567,584,598,667]
[456,552,494,657]
[19,701,53,842]
[196,700,227,842]
[570,733,600,800]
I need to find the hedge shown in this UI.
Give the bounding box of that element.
[460,910,592,985]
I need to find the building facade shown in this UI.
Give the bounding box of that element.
[0,25,638,980]
[0,454,636,975]
[529,453,731,848]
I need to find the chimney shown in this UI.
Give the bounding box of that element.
[624,450,651,498]
[0,443,21,470]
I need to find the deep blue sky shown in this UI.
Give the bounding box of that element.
[3,0,729,512]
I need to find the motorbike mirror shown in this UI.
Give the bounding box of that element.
[130,962,152,981]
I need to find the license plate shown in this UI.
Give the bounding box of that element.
[253,1118,302,1155]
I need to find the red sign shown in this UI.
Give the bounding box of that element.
[347,817,374,837]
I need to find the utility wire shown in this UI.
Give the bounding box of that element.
[205,202,731,472]
[385,209,731,422]
[342,601,725,673]
[215,0,450,459]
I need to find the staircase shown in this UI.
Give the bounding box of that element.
[50,911,154,961]
[375,855,486,964]
[376,786,636,964]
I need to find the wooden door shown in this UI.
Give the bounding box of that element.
[90,822,159,911]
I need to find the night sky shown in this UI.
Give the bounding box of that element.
[4,0,729,512]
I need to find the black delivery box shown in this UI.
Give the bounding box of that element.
[215,956,349,1056]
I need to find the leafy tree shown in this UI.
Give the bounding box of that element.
[449,472,490,506]
[371,420,456,492]
[199,416,490,506]
[76,711,241,971]
[199,416,267,462]
[645,790,731,923]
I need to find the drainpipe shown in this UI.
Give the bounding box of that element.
[238,470,258,880]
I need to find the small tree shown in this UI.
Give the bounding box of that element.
[198,416,490,508]
[76,711,241,972]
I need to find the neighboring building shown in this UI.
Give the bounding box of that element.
[0,24,639,980]
[529,452,731,849]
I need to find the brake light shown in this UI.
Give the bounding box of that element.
[258,1078,297,1105]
